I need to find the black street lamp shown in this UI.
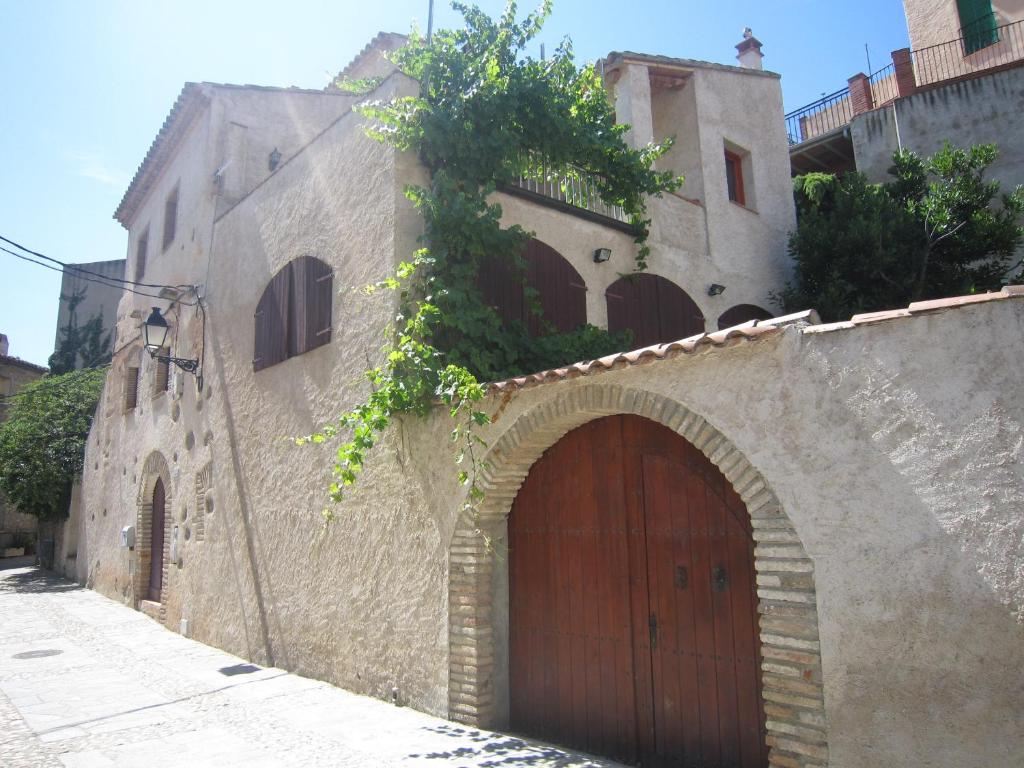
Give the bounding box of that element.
[143,307,200,375]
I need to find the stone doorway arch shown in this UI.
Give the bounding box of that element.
[136,451,172,622]
[447,384,829,767]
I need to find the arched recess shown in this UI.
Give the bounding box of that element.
[447,385,829,767]
[718,303,774,330]
[253,255,333,371]
[477,238,587,336]
[606,273,705,348]
[135,451,172,622]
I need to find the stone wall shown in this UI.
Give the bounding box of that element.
[851,63,1024,192]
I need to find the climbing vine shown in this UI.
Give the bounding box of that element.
[299,1,680,519]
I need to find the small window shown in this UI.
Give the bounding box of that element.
[162,185,179,251]
[153,352,170,396]
[253,256,334,371]
[135,229,149,282]
[124,367,140,411]
[725,149,745,206]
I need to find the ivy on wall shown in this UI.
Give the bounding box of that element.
[299,1,680,519]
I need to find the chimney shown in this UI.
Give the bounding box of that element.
[736,27,764,71]
[0,334,8,357]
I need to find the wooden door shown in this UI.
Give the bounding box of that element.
[508,415,765,767]
[606,274,705,349]
[148,478,165,602]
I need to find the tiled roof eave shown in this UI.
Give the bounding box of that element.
[113,84,211,228]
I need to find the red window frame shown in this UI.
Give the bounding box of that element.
[725,149,746,206]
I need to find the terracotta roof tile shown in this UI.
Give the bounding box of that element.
[328,31,408,87]
[114,84,210,227]
[487,287,1024,392]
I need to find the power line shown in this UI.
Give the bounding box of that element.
[0,246,172,302]
[0,233,193,292]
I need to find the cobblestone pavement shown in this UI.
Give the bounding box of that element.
[0,561,621,768]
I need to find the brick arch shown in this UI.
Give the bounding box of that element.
[135,451,172,621]
[448,384,828,767]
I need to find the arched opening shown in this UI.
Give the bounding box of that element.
[508,415,765,766]
[606,274,705,348]
[477,238,587,336]
[148,478,166,602]
[253,255,333,371]
[136,451,171,615]
[447,385,828,767]
[718,303,773,330]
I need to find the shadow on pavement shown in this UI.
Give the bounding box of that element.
[409,723,609,766]
[0,565,82,594]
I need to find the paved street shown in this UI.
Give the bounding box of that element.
[0,560,618,768]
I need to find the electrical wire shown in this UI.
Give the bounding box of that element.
[0,246,172,302]
[0,233,192,291]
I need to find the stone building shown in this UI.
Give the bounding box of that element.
[51,259,126,370]
[787,0,1024,193]
[0,333,48,552]
[65,30,1024,768]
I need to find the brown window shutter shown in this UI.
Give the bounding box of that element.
[306,257,333,352]
[253,263,292,371]
[606,274,705,349]
[477,238,587,337]
[124,367,140,411]
[154,353,170,395]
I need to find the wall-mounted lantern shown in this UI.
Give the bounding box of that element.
[707,283,726,296]
[593,247,612,263]
[268,147,282,172]
[143,307,201,384]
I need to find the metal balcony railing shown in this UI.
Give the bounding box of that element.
[506,155,629,225]
[786,16,1024,147]
[913,15,1023,86]
[784,87,852,146]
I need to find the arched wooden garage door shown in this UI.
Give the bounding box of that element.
[509,415,766,767]
[606,274,705,349]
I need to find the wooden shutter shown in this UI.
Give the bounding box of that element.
[291,256,333,355]
[135,232,148,282]
[606,274,705,349]
[524,239,587,336]
[478,238,587,337]
[124,366,140,411]
[253,264,292,371]
[154,353,170,394]
[957,0,997,53]
[717,304,773,330]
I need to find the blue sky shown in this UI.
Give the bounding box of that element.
[0,0,910,366]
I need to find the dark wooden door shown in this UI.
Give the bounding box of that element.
[508,415,765,767]
[606,274,705,349]
[148,478,165,602]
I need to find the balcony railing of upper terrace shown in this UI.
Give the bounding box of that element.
[501,154,633,231]
[786,15,1024,147]
[914,13,1024,87]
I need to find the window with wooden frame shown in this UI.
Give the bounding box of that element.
[253,256,334,371]
[135,228,149,282]
[724,148,745,206]
[124,366,140,412]
[162,185,179,252]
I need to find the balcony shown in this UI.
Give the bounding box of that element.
[500,156,634,233]
[786,15,1024,168]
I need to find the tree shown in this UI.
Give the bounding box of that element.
[779,142,1024,321]
[48,290,113,374]
[0,368,106,521]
